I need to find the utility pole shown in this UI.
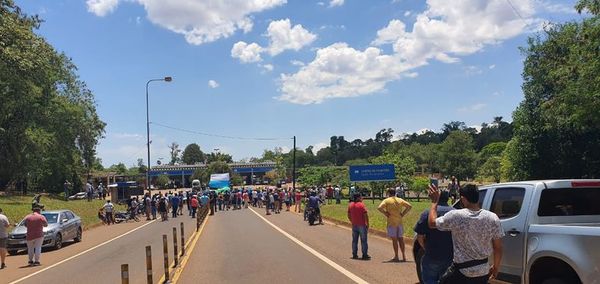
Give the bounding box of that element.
[292,136,296,191]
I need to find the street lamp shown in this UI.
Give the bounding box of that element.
[146,77,172,194]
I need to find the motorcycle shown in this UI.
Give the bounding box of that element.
[306,207,319,226]
[114,211,139,223]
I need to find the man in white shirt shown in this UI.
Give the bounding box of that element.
[0,208,10,269]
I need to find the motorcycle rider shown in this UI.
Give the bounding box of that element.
[307,191,323,225]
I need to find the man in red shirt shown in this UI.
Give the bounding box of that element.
[24,206,48,266]
[190,195,199,218]
[347,193,370,260]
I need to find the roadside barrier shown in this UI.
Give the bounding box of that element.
[163,234,170,282]
[180,222,185,256]
[172,227,179,267]
[146,246,153,284]
[121,264,129,284]
[118,205,210,284]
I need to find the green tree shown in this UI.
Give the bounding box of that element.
[156,174,170,189]
[136,158,147,174]
[181,143,205,165]
[168,142,181,165]
[371,152,417,185]
[439,131,477,180]
[477,156,502,183]
[508,2,600,179]
[0,1,105,192]
[410,176,430,202]
[108,163,128,175]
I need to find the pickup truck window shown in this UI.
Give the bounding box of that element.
[538,187,600,216]
[490,187,525,219]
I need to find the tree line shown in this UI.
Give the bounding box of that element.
[1,1,105,193]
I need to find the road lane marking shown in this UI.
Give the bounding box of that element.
[9,220,156,284]
[249,208,369,284]
[170,216,210,284]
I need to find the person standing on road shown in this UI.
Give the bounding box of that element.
[348,193,370,260]
[334,185,341,204]
[63,180,71,201]
[0,208,10,269]
[86,181,94,202]
[171,194,180,218]
[414,191,454,284]
[103,200,115,225]
[190,195,199,218]
[24,206,48,266]
[308,191,323,224]
[428,184,504,283]
[378,188,412,262]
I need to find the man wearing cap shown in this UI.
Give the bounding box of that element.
[24,206,48,266]
[348,193,370,260]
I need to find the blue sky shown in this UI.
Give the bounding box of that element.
[17,0,581,167]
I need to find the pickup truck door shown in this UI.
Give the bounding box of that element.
[487,185,534,283]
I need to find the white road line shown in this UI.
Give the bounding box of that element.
[9,220,157,284]
[249,208,369,284]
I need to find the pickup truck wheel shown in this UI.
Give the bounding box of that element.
[8,249,19,255]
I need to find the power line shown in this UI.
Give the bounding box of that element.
[505,0,525,21]
[151,121,293,141]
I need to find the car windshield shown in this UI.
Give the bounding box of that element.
[42,213,59,224]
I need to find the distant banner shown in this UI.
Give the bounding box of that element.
[349,164,396,182]
[209,173,230,188]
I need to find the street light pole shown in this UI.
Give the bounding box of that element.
[146,77,172,195]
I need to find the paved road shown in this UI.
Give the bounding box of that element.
[178,207,419,284]
[3,211,198,284]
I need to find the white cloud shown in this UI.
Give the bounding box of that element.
[329,0,344,7]
[87,0,286,45]
[86,0,119,17]
[266,19,317,56]
[372,20,407,46]
[404,11,411,17]
[208,80,219,88]
[317,2,325,6]
[278,0,536,104]
[312,142,328,152]
[278,43,419,104]
[290,60,305,66]
[260,64,274,72]
[463,65,483,76]
[231,41,263,63]
[458,103,487,112]
[489,64,496,69]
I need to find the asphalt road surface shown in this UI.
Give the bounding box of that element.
[178,206,419,284]
[3,210,198,284]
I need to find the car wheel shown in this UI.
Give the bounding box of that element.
[74,228,82,242]
[53,233,63,250]
[8,249,19,255]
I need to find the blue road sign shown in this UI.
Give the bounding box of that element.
[349,164,396,182]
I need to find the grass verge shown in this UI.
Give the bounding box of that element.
[0,195,126,230]
[319,199,431,237]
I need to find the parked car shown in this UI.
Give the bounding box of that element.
[7,210,83,255]
[413,179,600,284]
[68,192,87,200]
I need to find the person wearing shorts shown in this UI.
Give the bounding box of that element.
[378,188,412,262]
[0,208,10,269]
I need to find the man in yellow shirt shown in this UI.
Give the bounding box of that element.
[378,188,412,262]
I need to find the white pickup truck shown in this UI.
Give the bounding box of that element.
[413,179,600,284]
